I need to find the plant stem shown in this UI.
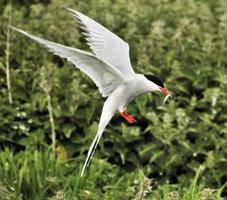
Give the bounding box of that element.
[191,165,202,199]
[5,4,13,104]
[46,91,56,152]
[139,186,145,200]
[40,66,56,153]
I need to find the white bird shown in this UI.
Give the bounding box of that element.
[11,8,170,176]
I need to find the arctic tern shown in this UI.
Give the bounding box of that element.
[11,8,170,176]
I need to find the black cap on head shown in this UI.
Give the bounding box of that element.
[144,74,164,88]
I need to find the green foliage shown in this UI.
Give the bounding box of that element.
[0,148,224,199]
[0,0,227,199]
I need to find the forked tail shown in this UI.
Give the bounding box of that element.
[81,103,114,177]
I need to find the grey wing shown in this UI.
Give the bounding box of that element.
[11,27,126,97]
[67,8,135,76]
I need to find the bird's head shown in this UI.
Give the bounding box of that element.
[144,74,169,96]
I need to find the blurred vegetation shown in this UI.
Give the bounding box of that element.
[0,0,227,199]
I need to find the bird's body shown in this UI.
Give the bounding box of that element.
[12,8,170,176]
[108,74,157,112]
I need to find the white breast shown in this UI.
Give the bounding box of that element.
[106,74,153,112]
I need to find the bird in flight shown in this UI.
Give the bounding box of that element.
[12,8,171,176]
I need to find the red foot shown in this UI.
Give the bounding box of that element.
[120,112,136,124]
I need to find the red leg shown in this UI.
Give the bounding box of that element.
[124,112,136,123]
[120,111,136,124]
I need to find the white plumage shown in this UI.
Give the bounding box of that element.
[12,8,170,177]
[67,8,135,76]
[11,27,125,98]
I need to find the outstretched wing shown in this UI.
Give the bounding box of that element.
[11,27,126,97]
[67,8,135,76]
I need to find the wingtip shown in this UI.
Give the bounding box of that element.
[10,26,23,33]
[65,8,85,20]
[9,25,18,31]
[9,26,30,37]
[66,7,78,16]
[65,7,74,12]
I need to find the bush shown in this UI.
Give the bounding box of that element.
[0,0,226,198]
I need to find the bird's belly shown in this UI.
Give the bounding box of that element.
[109,80,148,112]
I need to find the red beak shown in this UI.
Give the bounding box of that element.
[160,87,169,96]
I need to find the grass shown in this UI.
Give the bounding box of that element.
[1,0,227,199]
[0,148,225,200]
[5,3,13,104]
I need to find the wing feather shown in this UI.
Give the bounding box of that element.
[67,8,135,76]
[11,27,125,97]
